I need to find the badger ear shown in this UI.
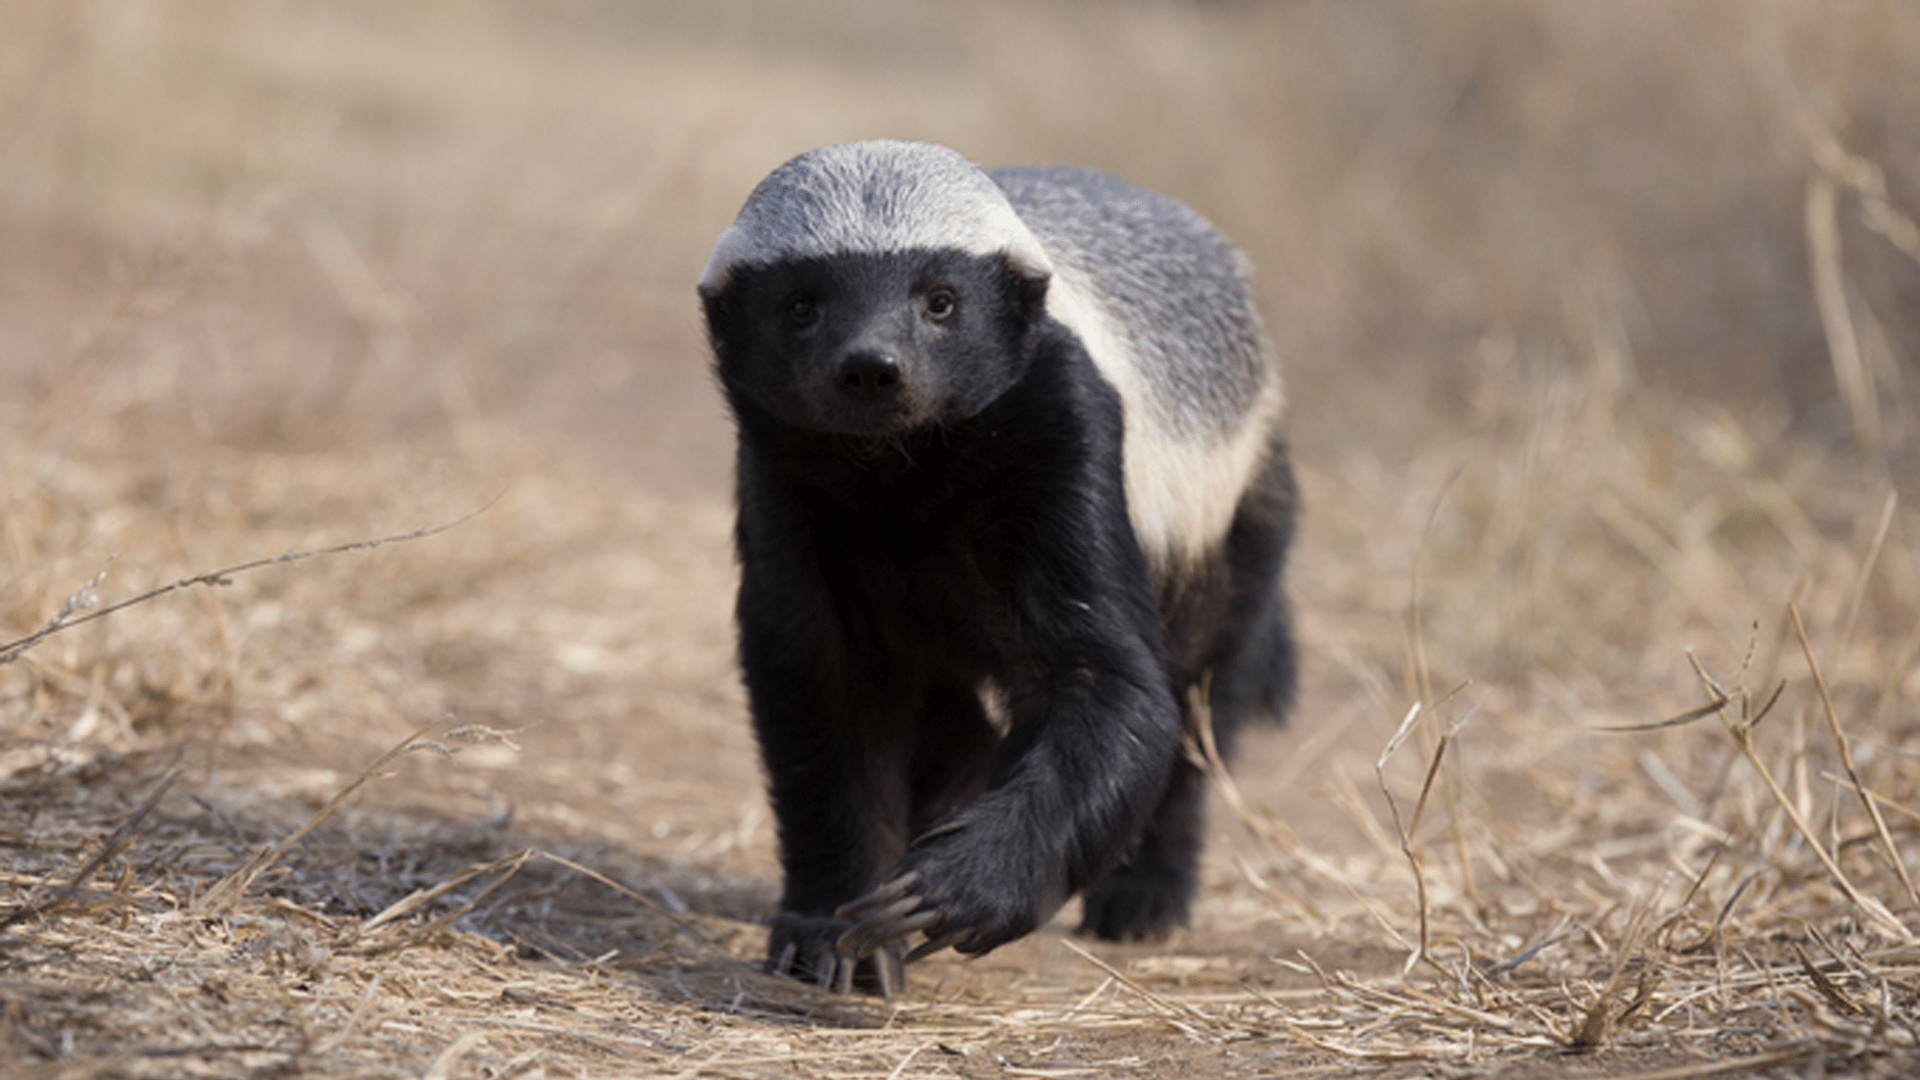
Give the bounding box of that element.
[697,223,754,298]
[697,272,736,348]
[1004,252,1051,325]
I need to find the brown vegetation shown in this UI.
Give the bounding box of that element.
[5,2,1920,1076]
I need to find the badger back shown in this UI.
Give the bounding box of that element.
[992,166,1284,568]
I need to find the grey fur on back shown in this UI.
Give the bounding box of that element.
[991,166,1267,443]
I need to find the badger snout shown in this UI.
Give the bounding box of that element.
[835,350,904,398]
[803,318,932,434]
[814,348,919,434]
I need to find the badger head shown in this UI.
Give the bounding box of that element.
[698,141,1052,438]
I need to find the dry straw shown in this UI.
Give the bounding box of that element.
[11,274,1920,1080]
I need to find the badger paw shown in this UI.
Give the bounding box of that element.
[833,802,1063,967]
[766,910,907,998]
[1076,863,1193,942]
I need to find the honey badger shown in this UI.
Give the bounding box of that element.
[697,141,1296,996]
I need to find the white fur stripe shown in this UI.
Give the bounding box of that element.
[1046,272,1284,566]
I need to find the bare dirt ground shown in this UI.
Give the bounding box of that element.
[7,3,1920,1077]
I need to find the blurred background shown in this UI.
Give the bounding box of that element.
[6,0,1917,490]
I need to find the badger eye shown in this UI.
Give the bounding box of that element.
[924,288,957,323]
[787,295,817,326]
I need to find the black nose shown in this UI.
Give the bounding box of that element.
[836,351,902,396]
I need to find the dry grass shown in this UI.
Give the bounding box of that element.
[7,1,1920,1076]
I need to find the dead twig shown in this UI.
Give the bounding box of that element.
[1790,603,1920,915]
[1687,651,1912,942]
[1376,694,1480,980]
[194,722,454,914]
[0,496,502,667]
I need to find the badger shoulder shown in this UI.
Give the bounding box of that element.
[991,165,1285,569]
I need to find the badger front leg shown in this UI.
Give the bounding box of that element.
[738,559,916,997]
[834,520,1181,964]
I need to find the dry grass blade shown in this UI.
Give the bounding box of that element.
[1569,890,1657,1049]
[1792,942,1864,1017]
[1805,174,1880,450]
[1483,924,1580,980]
[1790,602,1920,915]
[1376,701,1424,773]
[1184,683,1372,927]
[1595,696,1732,733]
[1407,463,1467,711]
[1839,492,1897,652]
[1686,652,1913,942]
[421,1031,490,1080]
[527,850,716,945]
[1818,770,1920,829]
[359,850,534,946]
[311,975,383,1055]
[1797,108,1920,267]
[194,722,449,913]
[1058,939,1217,1033]
[0,769,178,932]
[884,1040,936,1080]
[1375,695,1477,979]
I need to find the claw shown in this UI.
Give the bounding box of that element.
[876,948,902,1000]
[834,871,921,920]
[849,909,943,958]
[910,818,966,848]
[771,940,797,978]
[834,895,921,954]
[836,958,854,995]
[813,950,835,990]
[904,929,968,963]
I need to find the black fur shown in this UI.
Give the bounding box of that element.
[702,244,1296,992]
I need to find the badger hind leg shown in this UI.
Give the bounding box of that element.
[1075,637,1284,942]
[1078,442,1297,943]
[1211,438,1299,728]
[1076,744,1209,941]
